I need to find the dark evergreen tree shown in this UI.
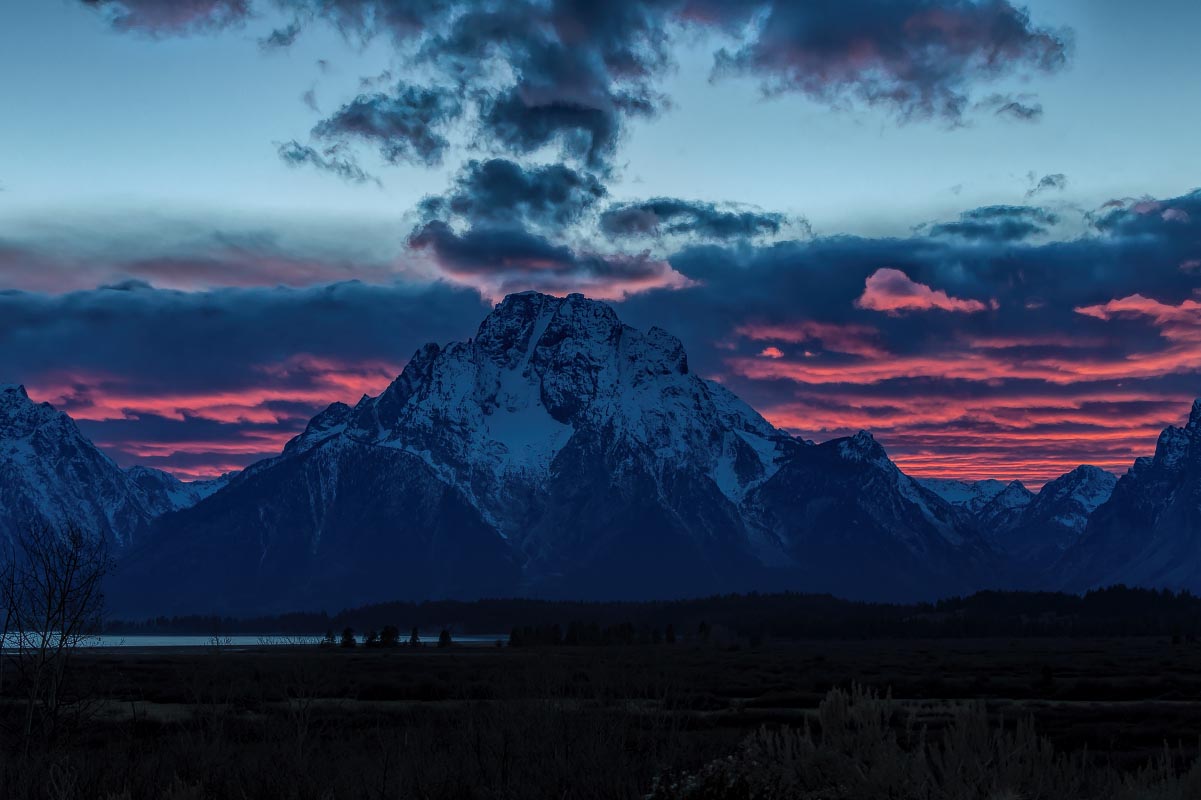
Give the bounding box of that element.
[438,629,452,648]
[380,625,400,648]
[340,627,357,648]
[409,626,421,647]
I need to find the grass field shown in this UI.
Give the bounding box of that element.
[4,636,1201,798]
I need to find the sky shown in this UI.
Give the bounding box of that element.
[2,0,1200,486]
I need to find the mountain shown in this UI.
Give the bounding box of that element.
[920,478,1016,512]
[125,466,232,515]
[111,292,1000,614]
[748,432,998,600]
[924,468,1117,574]
[1000,466,1116,569]
[1058,402,1201,592]
[0,384,213,550]
[921,478,1034,533]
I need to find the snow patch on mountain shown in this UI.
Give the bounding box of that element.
[920,478,1015,513]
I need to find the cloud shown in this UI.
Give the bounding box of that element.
[261,20,302,49]
[710,0,1070,123]
[0,222,409,292]
[407,220,688,300]
[276,140,380,185]
[926,205,1059,242]
[611,187,1201,485]
[417,159,607,229]
[855,267,993,314]
[80,0,250,33]
[975,93,1044,122]
[311,83,463,167]
[736,320,886,358]
[3,281,489,476]
[1026,172,1068,198]
[599,198,793,241]
[104,0,1068,171]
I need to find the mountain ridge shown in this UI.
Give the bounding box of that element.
[3,293,1197,615]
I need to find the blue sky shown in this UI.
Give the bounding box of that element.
[4,0,1198,239]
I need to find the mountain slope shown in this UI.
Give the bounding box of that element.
[1058,402,1201,591]
[921,478,1035,536]
[125,466,232,516]
[0,384,155,549]
[1000,466,1115,570]
[920,478,1015,513]
[750,433,999,600]
[0,384,229,554]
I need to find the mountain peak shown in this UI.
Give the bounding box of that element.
[1189,398,1201,430]
[1,383,28,398]
[837,430,889,463]
[1152,425,1191,470]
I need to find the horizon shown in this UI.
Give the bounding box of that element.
[5,1,1201,487]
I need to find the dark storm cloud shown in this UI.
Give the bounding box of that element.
[417,159,608,229]
[310,84,463,167]
[276,140,379,185]
[925,205,1059,242]
[599,198,792,241]
[81,0,250,33]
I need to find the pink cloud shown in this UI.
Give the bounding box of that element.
[736,320,887,358]
[855,268,992,314]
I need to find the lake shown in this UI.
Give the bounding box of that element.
[2,633,510,649]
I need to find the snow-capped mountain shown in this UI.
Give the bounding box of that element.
[921,478,1034,533]
[0,383,216,549]
[998,465,1116,569]
[924,467,1116,571]
[112,292,1000,614]
[125,466,232,516]
[1058,402,1201,591]
[920,478,1016,513]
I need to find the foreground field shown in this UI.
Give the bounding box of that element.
[4,637,1201,798]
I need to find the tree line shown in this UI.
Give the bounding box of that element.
[105,586,1201,642]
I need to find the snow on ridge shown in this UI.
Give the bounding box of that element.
[274,292,800,517]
